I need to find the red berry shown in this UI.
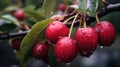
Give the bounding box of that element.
[58,3,67,12]
[33,42,49,59]
[55,37,78,63]
[13,10,25,21]
[75,27,98,57]
[46,21,69,43]
[51,15,62,21]
[94,21,116,47]
[11,38,23,50]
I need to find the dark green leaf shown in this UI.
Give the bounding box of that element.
[20,19,53,67]
[24,9,45,22]
[48,46,64,67]
[1,15,19,26]
[78,0,98,16]
[42,0,56,17]
[0,23,17,32]
[0,19,18,32]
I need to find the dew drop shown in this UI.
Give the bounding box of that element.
[74,40,76,43]
[59,36,62,38]
[100,46,103,49]
[13,50,17,53]
[66,63,71,65]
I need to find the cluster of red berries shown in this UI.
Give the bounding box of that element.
[10,3,116,64]
[32,18,116,63]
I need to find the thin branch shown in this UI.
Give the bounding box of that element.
[0,3,120,40]
[0,31,28,40]
[87,3,120,24]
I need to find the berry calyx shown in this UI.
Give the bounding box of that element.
[46,21,69,44]
[13,10,25,21]
[33,42,49,59]
[75,27,98,57]
[94,21,116,47]
[55,37,78,63]
[11,38,23,50]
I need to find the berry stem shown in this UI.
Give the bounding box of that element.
[102,0,109,4]
[83,18,87,28]
[95,14,100,23]
[83,0,88,28]
[68,14,78,38]
[79,17,82,28]
[63,16,75,24]
[72,8,78,14]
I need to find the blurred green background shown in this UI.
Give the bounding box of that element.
[0,0,120,67]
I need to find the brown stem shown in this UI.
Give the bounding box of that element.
[0,3,120,40]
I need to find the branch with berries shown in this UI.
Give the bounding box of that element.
[0,3,120,40]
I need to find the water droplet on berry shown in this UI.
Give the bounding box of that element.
[59,36,62,38]
[66,63,71,65]
[74,40,76,43]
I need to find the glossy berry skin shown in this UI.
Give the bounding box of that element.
[75,27,98,57]
[55,37,78,63]
[51,15,62,21]
[13,10,25,21]
[33,42,49,59]
[11,38,23,50]
[46,21,69,43]
[58,3,67,12]
[94,21,116,47]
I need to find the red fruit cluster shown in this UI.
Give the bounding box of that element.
[32,20,116,63]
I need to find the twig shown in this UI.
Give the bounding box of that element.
[0,31,28,40]
[0,3,120,40]
[86,3,120,24]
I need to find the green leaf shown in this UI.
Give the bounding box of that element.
[78,0,98,16]
[20,18,53,67]
[48,46,64,67]
[1,14,19,26]
[42,0,56,17]
[24,9,45,22]
[4,5,18,12]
